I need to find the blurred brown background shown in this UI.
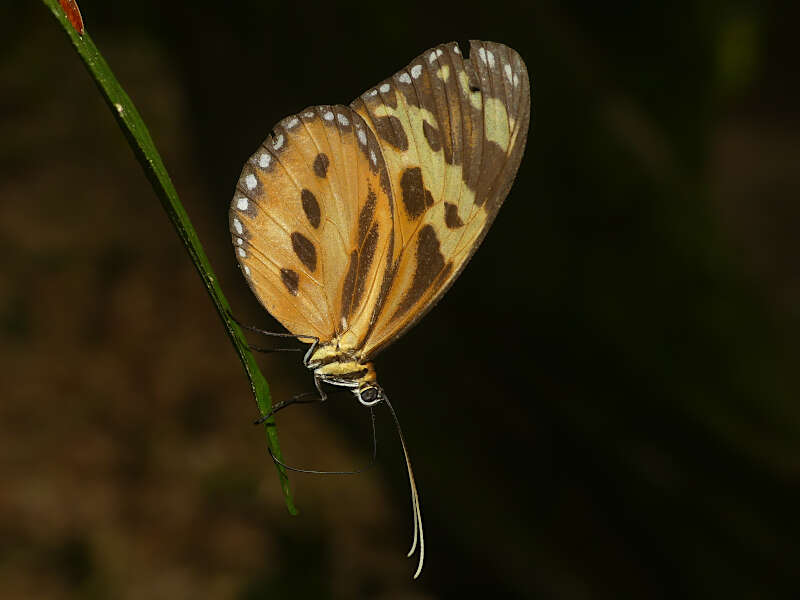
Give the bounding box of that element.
[2,1,799,598]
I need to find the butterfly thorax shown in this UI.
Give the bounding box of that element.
[305,340,378,390]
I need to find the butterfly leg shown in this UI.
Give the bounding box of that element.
[254,375,333,425]
[267,406,378,475]
[314,374,328,403]
[249,344,302,354]
[254,391,320,425]
[227,313,318,343]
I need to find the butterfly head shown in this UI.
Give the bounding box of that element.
[356,383,384,407]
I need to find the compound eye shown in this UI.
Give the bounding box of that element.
[361,387,379,404]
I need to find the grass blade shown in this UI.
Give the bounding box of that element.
[42,0,297,514]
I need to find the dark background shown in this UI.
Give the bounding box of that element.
[2,1,799,598]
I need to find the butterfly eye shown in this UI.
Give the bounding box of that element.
[359,386,380,405]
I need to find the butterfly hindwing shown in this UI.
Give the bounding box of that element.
[349,40,531,357]
[230,106,395,342]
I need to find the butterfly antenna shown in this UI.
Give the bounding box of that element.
[382,394,424,579]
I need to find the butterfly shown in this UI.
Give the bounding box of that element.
[230,40,530,578]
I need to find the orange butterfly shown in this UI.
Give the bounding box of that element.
[230,40,530,578]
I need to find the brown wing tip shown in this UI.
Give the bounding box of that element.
[468,40,529,87]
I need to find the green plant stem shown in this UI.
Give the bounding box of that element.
[42,0,297,514]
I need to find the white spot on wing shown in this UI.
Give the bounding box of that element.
[513,73,519,86]
[453,45,461,55]
[398,72,411,84]
[428,48,443,64]
[366,89,378,97]
[504,64,513,83]
[478,47,487,63]
[238,247,246,258]
[233,218,242,235]
[243,265,251,276]
[323,111,334,121]
[236,197,248,210]
[486,50,496,68]
[379,83,390,93]
[357,128,367,146]
[286,117,299,129]
[259,153,271,168]
[304,111,315,118]
[236,237,243,246]
[411,64,422,79]
[336,112,349,126]
[245,174,257,190]
[341,316,347,329]
[369,149,377,165]
[273,133,284,149]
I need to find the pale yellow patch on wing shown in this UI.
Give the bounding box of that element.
[484,97,511,148]
[458,71,482,110]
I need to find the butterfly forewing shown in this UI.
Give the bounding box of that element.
[230,106,395,343]
[348,41,530,357]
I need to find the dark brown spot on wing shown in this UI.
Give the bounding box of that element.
[313,153,329,177]
[400,167,434,220]
[473,140,510,211]
[353,223,379,310]
[422,120,442,152]
[372,116,408,151]
[280,268,299,296]
[340,250,358,322]
[444,202,464,228]
[290,232,317,272]
[365,228,396,336]
[392,224,445,321]
[301,189,321,228]
[358,190,376,243]
[379,162,392,196]
[340,215,380,325]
